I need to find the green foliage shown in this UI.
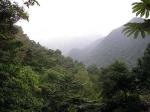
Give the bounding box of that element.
[0,25,99,111]
[123,20,150,38]
[0,0,27,37]
[2,0,150,112]
[99,61,133,98]
[99,61,145,112]
[40,73,82,112]
[87,64,100,75]
[0,0,39,39]
[132,0,150,18]
[0,64,43,112]
[123,0,150,38]
[133,43,150,94]
[0,0,101,112]
[24,0,40,7]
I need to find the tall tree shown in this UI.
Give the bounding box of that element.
[133,43,150,94]
[99,61,146,112]
[0,0,39,37]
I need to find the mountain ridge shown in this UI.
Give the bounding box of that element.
[68,18,150,67]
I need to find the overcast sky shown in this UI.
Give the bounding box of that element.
[18,0,137,52]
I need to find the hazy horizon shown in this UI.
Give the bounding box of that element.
[17,0,137,54]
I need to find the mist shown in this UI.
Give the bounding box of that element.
[17,0,137,54]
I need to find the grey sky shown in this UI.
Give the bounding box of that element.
[18,0,137,52]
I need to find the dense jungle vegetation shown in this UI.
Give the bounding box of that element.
[0,0,150,112]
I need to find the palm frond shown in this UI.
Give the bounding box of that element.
[132,0,150,18]
[123,20,150,38]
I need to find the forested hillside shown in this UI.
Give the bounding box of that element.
[1,26,102,111]
[69,18,150,67]
[1,0,150,112]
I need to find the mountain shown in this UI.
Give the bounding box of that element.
[69,38,103,60]
[68,18,150,67]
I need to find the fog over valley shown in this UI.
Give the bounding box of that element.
[17,0,136,54]
[39,34,103,55]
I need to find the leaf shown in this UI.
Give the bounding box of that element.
[127,30,136,37]
[124,30,132,35]
[134,31,139,39]
[140,9,146,17]
[140,30,146,38]
[146,10,149,18]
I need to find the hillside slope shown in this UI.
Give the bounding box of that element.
[69,18,150,67]
[0,26,101,111]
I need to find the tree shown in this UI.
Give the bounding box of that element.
[0,0,39,38]
[0,0,39,64]
[133,43,150,94]
[40,69,83,112]
[99,61,146,112]
[0,1,43,111]
[87,64,100,75]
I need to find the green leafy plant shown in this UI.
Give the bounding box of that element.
[123,0,150,38]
